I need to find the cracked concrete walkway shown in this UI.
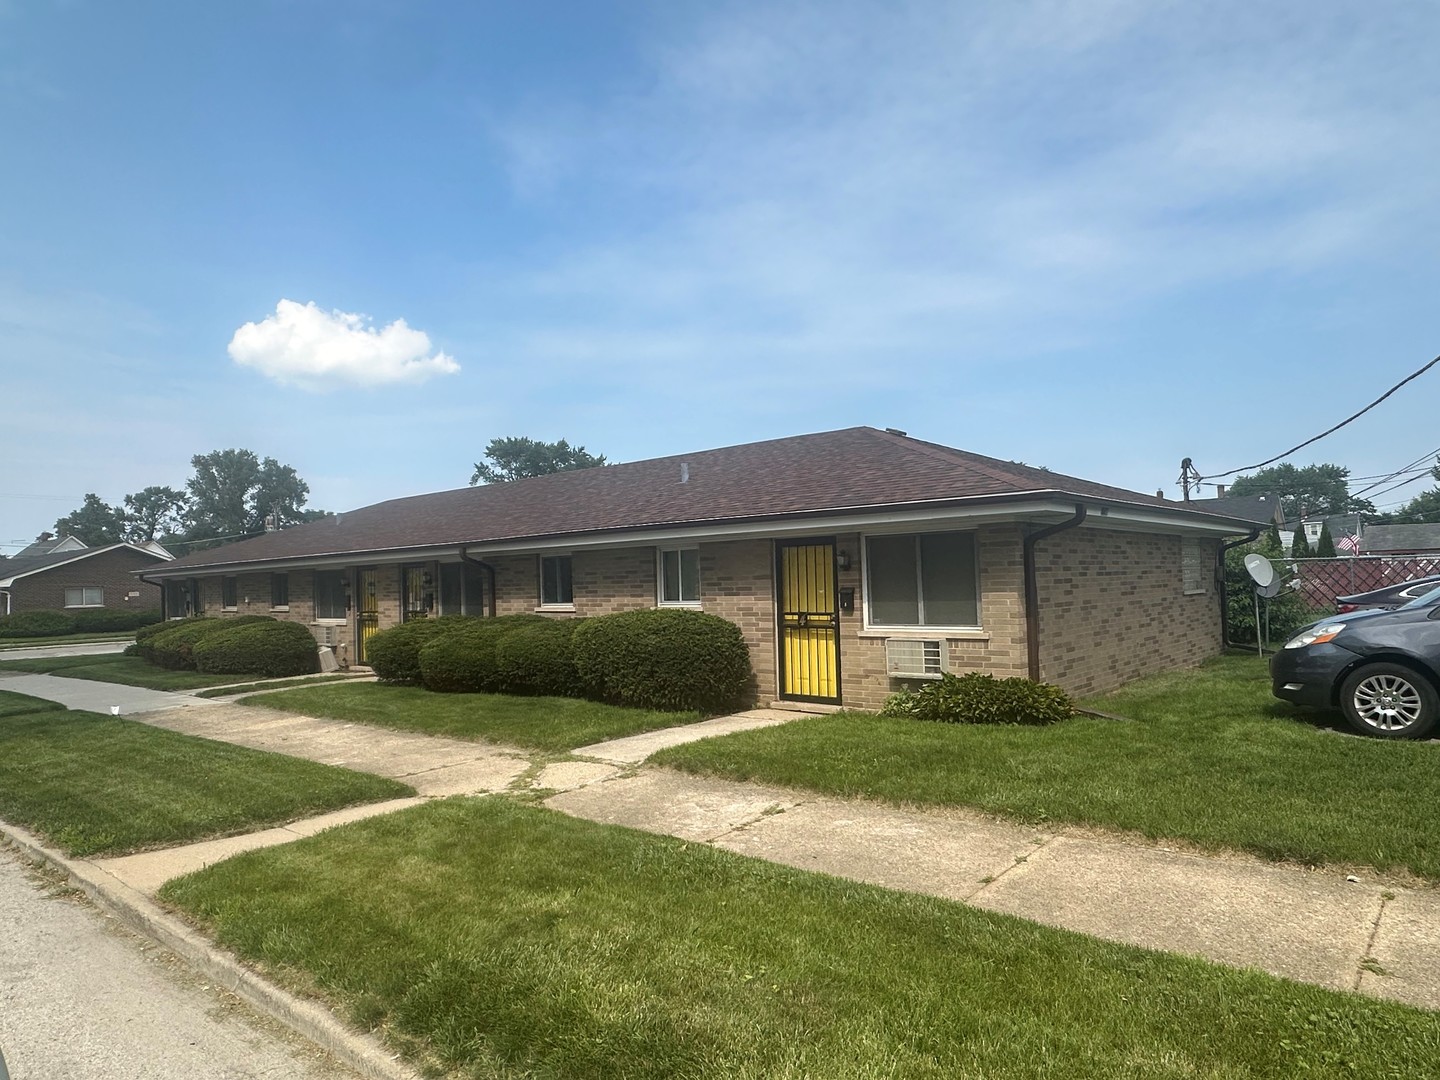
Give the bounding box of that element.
[37,695,1440,1014]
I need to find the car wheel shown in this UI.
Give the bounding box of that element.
[1339,663,1439,740]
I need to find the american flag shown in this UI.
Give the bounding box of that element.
[1337,533,1360,554]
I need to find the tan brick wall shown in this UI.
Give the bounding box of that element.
[6,548,164,613]
[1035,528,1222,696]
[573,549,656,616]
[838,525,1029,712]
[697,539,774,707]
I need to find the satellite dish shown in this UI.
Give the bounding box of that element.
[1244,553,1276,588]
[1258,578,1284,598]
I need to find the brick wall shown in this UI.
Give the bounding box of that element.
[1035,528,1222,696]
[837,525,1029,712]
[7,548,164,613]
[697,539,775,707]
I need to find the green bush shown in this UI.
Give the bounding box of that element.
[415,614,554,693]
[366,616,482,684]
[146,616,274,670]
[70,607,164,633]
[126,617,179,658]
[0,610,77,638]
[880,672,1072,726]
[494,619,581,696]
[572,608,752,713]
[194,620,320,678]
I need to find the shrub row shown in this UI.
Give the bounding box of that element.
[365,608,753,713]
[127,616,317,677]
[0,607,164,638]
[881,672,1073,726]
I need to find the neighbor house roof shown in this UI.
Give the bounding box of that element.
[9,534,87,561]
[1185,494,1282,527]
[0,542,173,588]
[1359,524,1440,555]
[147,427,1258,576]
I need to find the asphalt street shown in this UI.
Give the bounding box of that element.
[0,848,360,1080]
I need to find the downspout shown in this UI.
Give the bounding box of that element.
[459,548,498,618]
[1022,504,1088,682]
[1218,528,1263,649]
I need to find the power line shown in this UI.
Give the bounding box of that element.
[1202,352,1440,481]
[1350,445,1440,499]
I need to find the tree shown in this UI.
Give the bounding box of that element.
[122,485,189,542]
[53,494,125,546]
[1390,459,1440,524]
[1291,527,1312,558]
[1227,463,1374,520]
[469,437,607,485]
[1316,521,1337,558]
[183,449,313,543]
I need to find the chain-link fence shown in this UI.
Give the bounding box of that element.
[1262,555,1440,613]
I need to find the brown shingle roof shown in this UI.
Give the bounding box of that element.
[157,427,1246,571]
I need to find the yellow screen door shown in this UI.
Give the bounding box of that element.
[356,568,380,664]
[776,540,841,703]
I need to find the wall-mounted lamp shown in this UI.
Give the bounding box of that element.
[837,550,851,571]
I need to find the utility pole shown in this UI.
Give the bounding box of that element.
[1177,458,1202,502]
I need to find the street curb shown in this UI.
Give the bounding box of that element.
[0,820,421,1080]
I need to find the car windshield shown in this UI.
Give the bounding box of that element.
[1398,582,1440,610]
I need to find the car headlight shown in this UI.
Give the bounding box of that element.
[1283,623,1347,649]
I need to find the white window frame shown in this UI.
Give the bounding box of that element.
[63,586,104,609]
[538,554,575,611]
[656,547,701,607]
[270,572,290,612]
[861,529,982,632]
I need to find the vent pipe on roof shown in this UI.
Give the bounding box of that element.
[884,427,907,436]
[680,463,689,484]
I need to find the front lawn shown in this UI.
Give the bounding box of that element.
[652,655,1440,880]
[162,797,1440,1079]
[0,630,138,649]
[241,683,699,753]
[0,688,67,718]
[194,673,358,698]
[0,653,239,690]
[0,707,413,856]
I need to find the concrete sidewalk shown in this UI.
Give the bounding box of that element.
[25,696,1440,1015]
[0,671,199,714]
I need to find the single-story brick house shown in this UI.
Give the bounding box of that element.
[0,535,172,615]
[138,427,1255,707]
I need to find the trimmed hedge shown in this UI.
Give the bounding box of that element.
[366,616,484,685]
[415,614,554,694]
[194,621,320,678]
[145,616,274,670]
[0,607,165,639]
[572,608,752,713]
[494,619,581,696]
[0,611,76,638]
[881,672,1073,726]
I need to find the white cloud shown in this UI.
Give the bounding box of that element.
[228,299,459,390]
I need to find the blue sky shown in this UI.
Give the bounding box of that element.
[3,0,1438,551]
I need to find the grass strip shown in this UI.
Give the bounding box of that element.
[241,682,700,752]
[194,674,358,698]
[0,631,137,649]
[0,709,413,856]
[162,798,1440,1079]
[0,689,67,718]
[652,655,1440,879]
[0,653,239,690]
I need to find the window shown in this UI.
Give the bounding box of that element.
[658,547,700,605]
[1182,538,1207,595]
[540,555,573,607]
[221,577,238,609]
[271,573,289,609]
[315,570,348,621]
[439,562,487,616]
[64,586,104,608]
[187,578,203,615]
[865,531,979,628]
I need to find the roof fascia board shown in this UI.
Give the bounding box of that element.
[137,496,1252,578]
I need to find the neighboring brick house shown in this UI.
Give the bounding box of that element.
[0,535,171,615]
[139,427,1255,705]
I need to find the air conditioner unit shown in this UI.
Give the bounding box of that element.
[885,639,946,680]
